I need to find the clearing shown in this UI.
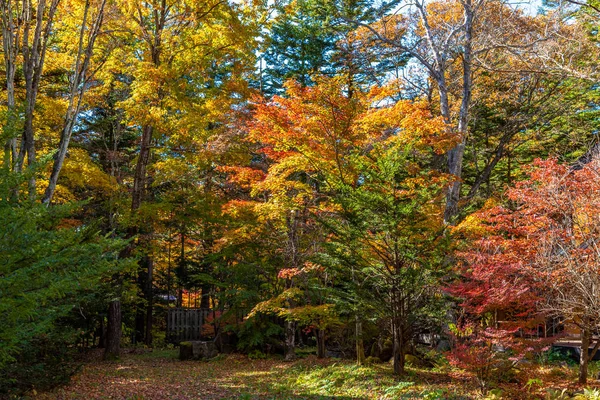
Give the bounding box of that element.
[35,349,592,399]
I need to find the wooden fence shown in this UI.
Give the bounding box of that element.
[166,308,212,343]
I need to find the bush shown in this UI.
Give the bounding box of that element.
[0,200,133,395]
[234,315,282,353]
[248,349,267,359]
[448,324,539,394]
[0,330,79,396]
[538,348,577,366]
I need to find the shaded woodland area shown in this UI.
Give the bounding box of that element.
[3,0,600,398]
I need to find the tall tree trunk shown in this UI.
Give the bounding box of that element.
[392,320,406,375]
[444,0,473,223]
[16,0,61,201]
[355,316,365,365]
[145,257,153,346]
[2,0,18,177]
[104,300,121,360]
[391,285,406,375]
[43,0,106,205]
[316,328,326,359]
[284,320,296,361]
[131,125,153,210]
[129,125,154,345]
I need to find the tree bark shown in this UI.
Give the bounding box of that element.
[355,317,365,365]
[444,0,474,223]
[1,0,18,177]
[391,286,406,375]
[316,328,326,359]
[392,324,406,375]
[145,257,153,346]
[43,0,106,205]
[16,0,61,200]
[284,320,296,361]
[104,300,122,360]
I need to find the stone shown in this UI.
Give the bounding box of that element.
[379,339,393,362]
[179,340,219,360]
[194,341,219,359]
[405,354,422,366]
[179,341,194,360]
[435,339,451,352]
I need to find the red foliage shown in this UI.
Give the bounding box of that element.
[448,324,550,393]
[449,157,600,326]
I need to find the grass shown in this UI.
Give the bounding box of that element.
[33,349,600,400]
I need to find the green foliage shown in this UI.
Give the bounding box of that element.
[248,349,268,360]
[260,0,403,95]
[526,377,544,391]
[234,315,283,352]
[538,348,577,366]
[0,328,79,395]
[384,381,415,396]
[0,196,133,395]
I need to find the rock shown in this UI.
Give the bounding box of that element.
[325,350,343,358]
[405,354,422,366]
[179,341,219,360]
[195,341,219,359]
[436,339,451,352]
[379,339,393,362]
[179,342,194,360]
[405,353,434,368]
[369,342,380,358]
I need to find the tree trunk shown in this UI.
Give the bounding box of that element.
[104,300,121,360]
[284,320,296,361]
[16,0,60,201]
[129,124,154,345]
[444,0,473,223]
[42,0,106,205]
[392,324,406,375]
[580,328,590,384]
[355,317,365,365]
[131,125,153,210]
[391,285,406,375]
[98,316,106,348]
[2,0,18,177]
[145,257,153,347]
[316,329,326,359]
[200,285,211,309]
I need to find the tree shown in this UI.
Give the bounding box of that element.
[246,77,454,373]
[327,137,452,375]
[98,0,259,348]
[0,172,133,393]
[246,78,368,360]
[453,156,600,384]
[43,0,111,204]
[260,0,402,96]
[335,0,566,221]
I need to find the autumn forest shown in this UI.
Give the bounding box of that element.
[2,0,600,398]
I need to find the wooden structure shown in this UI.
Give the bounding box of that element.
[167,308,212,343]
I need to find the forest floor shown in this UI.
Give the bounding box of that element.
[34,349,598,400]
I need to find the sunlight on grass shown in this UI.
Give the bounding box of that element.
[234,370,276,377]
[267,362,399,398]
